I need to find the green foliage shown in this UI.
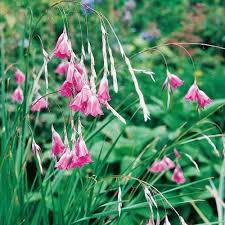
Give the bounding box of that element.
[0,1,224,225]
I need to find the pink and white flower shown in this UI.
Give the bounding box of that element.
[172,165,185,184]
[66,60,85,92]
[70,136,92,168]
[149,157,175,173]
[197,90,213,108]
[162,156,175,169]
[51,126,66,157]
[184,83,199,101]
[98,76,111,104]
[149,160,167,173]
[163,70,183,91]
[31,96,48,112]
[15,69,25,84]
[185,82,212,108]
[60,81,74,98]
[53,28,71,59]
[55,62,69,75]
[55,150,73,170]
[11,86,23,103]
[85,95,103,117]
[69,85,92,113]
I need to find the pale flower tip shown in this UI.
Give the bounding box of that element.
[51,125,55,133]
[32,139,41,154]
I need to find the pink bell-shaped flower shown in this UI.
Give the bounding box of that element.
[53,28,71,59]
[197,90,212,108]
[60,81,73,98]
[163,70,183,91]
[185,82,212,108]
[70,136,92,168]
[66,61,85,92]
[172,165,185,184]
[55,62,69,75]
[55,150,73,170]
[31,96,48,112]
[184,83,199,101]
[149,160,167,173]
[11,86,23,103]
[85,95,103,117]
[15,69,25,84]
[69,85,92,113]
[98,76,111,104]
[51,126,66,157]
[162,157,175,169]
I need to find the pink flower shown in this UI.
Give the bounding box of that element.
[31,96,48,112]
[32,139,41,154]
[60,81,73,98]
[163,71,183,91]
[66,61,85,92]
[75,63,85,76]
[185,82,213,108]
[168,72,183,89]
[55,150,73,170]
[70,136,92,168]
[53,29,71,59]
[150,156,175,173]
[172,165,185,184]
[55,62,69,75]
[85,95,103,117]
[197,90,212,108]
[69,85,92,113]
[51,126,66,157]
[11,86,23,103]
[98,77,111,104]
[162,157,175,169]
[149,160,167,173]
[15,69,25,84]
[184,83,199,101]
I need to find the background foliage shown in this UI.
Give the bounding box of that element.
[0,0,225,225]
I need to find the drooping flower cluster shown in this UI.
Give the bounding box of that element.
[51,125,92,170]
[162,70,212,108]
[149,156,175,173]
[11,69,25,103]
[53,28,111,118]
[27,24,213,175]
[149,150,185,184]
[185,81,212,108]
[53,27,71,59]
